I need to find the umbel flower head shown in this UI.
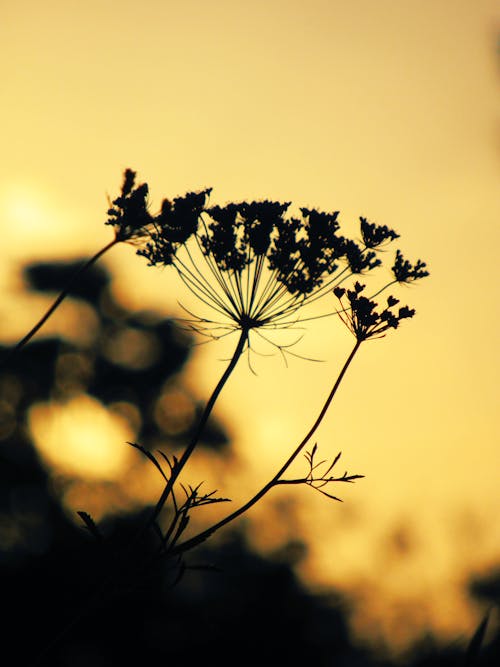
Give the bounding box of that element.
[334,283,415,341]
[136,186,405,352]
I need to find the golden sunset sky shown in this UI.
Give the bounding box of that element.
[1,0,499,650]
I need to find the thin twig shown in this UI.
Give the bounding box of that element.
[1,238,118,369]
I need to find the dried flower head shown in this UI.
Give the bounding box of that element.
[115,169,427,356]
[392,249,429,283]
[137,191,402,356]
[360,217,400,249]
[334,283,415,341]
[106,169,155,242]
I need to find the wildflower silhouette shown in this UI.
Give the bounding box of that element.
[164,273,428,559]
[134,187,410,523]
[7,170,430,663]
[3,169,415,368]
[118,180,428,560]
[3,169,429,543]
[138,199,402,349]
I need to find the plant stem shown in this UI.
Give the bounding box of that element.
[149,327,249,529]
[170,339,362,556]
[1,238,119,369]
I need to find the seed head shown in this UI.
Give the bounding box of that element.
[392,249,429,283]
[334,283,415,341]
[344,240,381,274]
[360,217,399,248]
[138,189,212,266]
[106,169,154,242]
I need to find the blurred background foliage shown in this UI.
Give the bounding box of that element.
[0,259,498,666]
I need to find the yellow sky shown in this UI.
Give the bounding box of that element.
[1,0,499,649]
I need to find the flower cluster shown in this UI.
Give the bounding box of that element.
[392,248,429,283]
[360,217,400,248]
[199,201,352,309]
[334,283,415,341]
[135,187,404,346]
[138,189,212,266]
[106,169,154,242]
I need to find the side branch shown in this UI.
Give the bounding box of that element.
[170,339,362,556]
[1,238,118,369]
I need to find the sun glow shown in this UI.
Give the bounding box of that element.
[2,184,48,231]
[0,181,91,257]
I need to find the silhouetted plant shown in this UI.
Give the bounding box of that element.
[106,170,427,564]
[3,169,430,556]
[2,170,432,663]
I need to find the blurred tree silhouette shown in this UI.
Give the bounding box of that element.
[0,258,229,663]
[1,258,498,666]
[20,259,228,450]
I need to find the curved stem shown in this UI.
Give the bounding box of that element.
[149,328,249,528]
[170,339,362,556]
[1,238,118,369]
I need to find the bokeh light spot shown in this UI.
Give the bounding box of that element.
[101,327,160,370]
[28,394,134,479]
[154,387,195,436]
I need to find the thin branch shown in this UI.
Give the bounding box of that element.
[169,339,362,556]
[1,238,118,369]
